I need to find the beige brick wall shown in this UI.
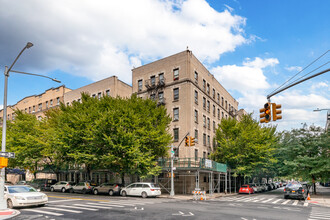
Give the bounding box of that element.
[132,50,239,158]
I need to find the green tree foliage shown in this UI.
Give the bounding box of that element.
[211,114,278,178]
[276,126,330,187]
[46,93,172,182]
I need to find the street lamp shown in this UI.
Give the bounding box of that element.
[0,42,61,210]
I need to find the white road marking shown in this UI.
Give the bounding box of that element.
[53,204,98,211]
[48,199,82,203]
[172,211,184,216]
[292,200,299,206]
[73,204,113,209]
[24,209,63,216]
[41,207,82,213]
[261,198,273,203]
[87,202,125,208]
[303,202,309,206]
[272,199,282,204]
[281,200,291,204]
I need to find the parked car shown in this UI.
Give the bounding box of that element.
[72,182,93,194]
[265,183,272,191]
[284,182,309,200]
[270,183,276,190]
[5,181,13,185]
[16,180,28,185]
[121,182,161,198]
[239,185,254,194]
[28,179,57,191]
[50,181,75,193]
[249,184,259,193]
[259,183,267,192]
[93,183,124,196]
[5,185,48,208]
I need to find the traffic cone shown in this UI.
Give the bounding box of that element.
[307,193,311,200]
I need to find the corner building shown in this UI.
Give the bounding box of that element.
[133,50,238,159]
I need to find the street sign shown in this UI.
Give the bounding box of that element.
[0,152,15,158]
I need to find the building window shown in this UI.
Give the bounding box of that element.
[195,129,198,143]
[92,94,96,98]
[207,135,210,147]
[38,103,42,111]
[226,114,228,119]
[194,91,198,104]
[151,75,156,86]
[159,73,164,84]
[57,97,60,105]
[203,151,206,159]
[195,110,198,123]
[33,105,36,113]
[158,92,164,103]
[106,89,110,96]
[221,97,224,106]
[150,93,156,100]
[138,80,143,92]
[173,108,179,121]
[50,99,53,107]
[203,79,206,91]
[173,88,179,101]
[212,89,215,99]
[225,100,227,110]
[98,92,102,99]
[29,107,31,113]
[222,112,224,119]
[213,121,216,132]
[207,117,210,130]
[195,149,198,160]
[173,68,179,81]
[213,105,215,116]
[24,108,27,112]
[203,133,206,146]
[218,108,220,120]
[207,100,210,112]
[173,128,179,142]
[207,83,210,94]
[194,71,198,83]
[174,148,179,158]
[203,97,206,109]
[46,101,48,109]
[203,115,206,127]
[7,114,10,120]
[217,93,220,103]
[12,113,15,120]
[66,102,69,106]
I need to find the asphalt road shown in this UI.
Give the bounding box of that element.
[11,187,330,220]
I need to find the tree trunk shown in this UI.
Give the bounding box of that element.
[312,176,316,195]
[121,173,125,186]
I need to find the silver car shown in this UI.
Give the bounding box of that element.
[50,181,74,193]
[93,183,123,196]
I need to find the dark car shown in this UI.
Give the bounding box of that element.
[28,179,57,191]
[265,183,272,191]
[284,182,309,200]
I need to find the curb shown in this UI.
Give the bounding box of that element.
[0,209,20,220]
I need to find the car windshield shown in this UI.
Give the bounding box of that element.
[289,184,302,188]
[241,185,248,188]
[8,186,37,193]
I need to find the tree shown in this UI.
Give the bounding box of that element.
[276,125,330,194]
[211,114,278,181]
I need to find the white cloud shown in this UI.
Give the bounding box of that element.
[211,57,278,93]
[285,66,303,72]
[0,0,249,84]
[311,81,329,90]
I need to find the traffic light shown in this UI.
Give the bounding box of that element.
[190,137,195,146]
[272,103,282,121]
[0,157,8,168]
[185,136,190,146]
[260,102,271,123]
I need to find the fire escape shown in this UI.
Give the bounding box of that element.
[145,76,166,106]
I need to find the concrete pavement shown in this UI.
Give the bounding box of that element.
[309,185,330,207]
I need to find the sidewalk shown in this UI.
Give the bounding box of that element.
[159,192,238,200]
[309,185,330,207]
[0,209,20,220]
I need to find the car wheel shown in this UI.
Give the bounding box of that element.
[122,191,127,197]
[109,190,114,196]
[284,195,288,199]
[50,187,54,192]
[38,204,45,207]
[141,192,147,198]
[93,189,98,195]
[61,187,66,193]
[7,199,13,209]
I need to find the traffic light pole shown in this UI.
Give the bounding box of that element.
[267,68,330,101]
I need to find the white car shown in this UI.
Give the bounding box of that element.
[121,182,161,198]
[50,181,74,193]
[5,185,48,208]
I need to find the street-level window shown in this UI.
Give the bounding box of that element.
[173,128,179,142]
[195,110,198,123]
[138,80,143,92]
[195,91,198,104]
[173,108,179,121]
[173,68,179,81]
[173,88,179,101]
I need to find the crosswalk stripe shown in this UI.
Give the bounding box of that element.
[292,200,299,206]
[303,202,309,206]
[24,209,63,216]
[281,200,290,204]
[87,202,125,208]
[96,201,136,206]
[73,204,113,209]
[41,207,82,213]
[261,198,273,203]
[308,217,330,220]
[53,204,98,211]
[48,199,81,203]
[272,199,282,204]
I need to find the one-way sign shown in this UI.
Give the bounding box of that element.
[0,152,15,158]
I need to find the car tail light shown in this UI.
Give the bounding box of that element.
[66,183,69,186]
[150,189,155,191]
[302,189,304,193]
[114,185,118,189]
[284,188,286,192]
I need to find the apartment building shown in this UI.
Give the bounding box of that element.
[64,76,132,105]
[132,50,239,159]
[0,85,71,124]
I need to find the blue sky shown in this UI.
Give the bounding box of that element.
[0,0,329,131]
